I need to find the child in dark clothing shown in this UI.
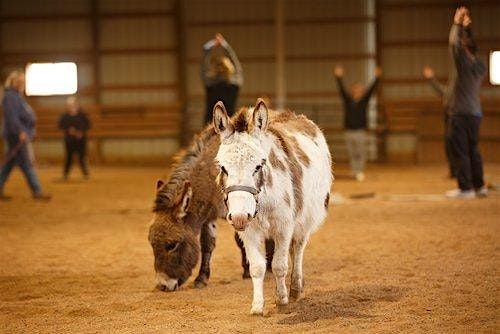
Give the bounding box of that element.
[58,96,91,180]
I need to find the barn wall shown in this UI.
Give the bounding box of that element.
[0,0,499,164]
[0,0,180,163]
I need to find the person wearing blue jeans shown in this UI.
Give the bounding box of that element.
[0,70,50,201]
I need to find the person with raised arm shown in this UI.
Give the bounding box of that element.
[422,65,456,178]
[333,65,381,181]
[201,33,243,124]
[445,7,487,198]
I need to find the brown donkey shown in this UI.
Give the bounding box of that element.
[148,126,273,291]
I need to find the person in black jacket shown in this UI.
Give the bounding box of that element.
[445,7,487,199]
[334,65,381,181]
[423,65,457,178]
[58,96,91,180]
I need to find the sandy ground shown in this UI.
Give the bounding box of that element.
[0,164,498,333]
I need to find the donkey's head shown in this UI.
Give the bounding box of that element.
[148,180,200,291]
[213,99,269,231]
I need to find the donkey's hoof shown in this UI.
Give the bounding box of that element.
[250,304,264,315]
[194,280,207,289]
[250,308,264,316]
[275,296,289,307]
[289,288,303,301]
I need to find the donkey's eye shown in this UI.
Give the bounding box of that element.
[220,166,228,175]
[253,164,262,174]
[164,242,179,252]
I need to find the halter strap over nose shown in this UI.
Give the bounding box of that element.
[224,185,260,196]
[223,185,260,218]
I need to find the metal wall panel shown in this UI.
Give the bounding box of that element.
[0,0,89,15]
[98,0,175,13]
[77,63,94,89]
[101,138,179,158]
[101,90,178,105]
[383,83,441,99]
[381,7,451,41]
[470,5,500,39]
[100,17,176,49]
[286,0,370,19]
[31,95,95,107]
[100,54,177,85]
[382,46,449,78]
[184,0,273,22]
[381,0,450,3]
[2,20,91,51]
[286,23,372,56]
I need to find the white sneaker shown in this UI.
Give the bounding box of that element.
[445,189,476,199]
[475,186,488,198]
[355,172,365,182]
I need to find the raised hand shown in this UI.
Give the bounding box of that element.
[215,33,225,45]
[19,131,28,143]
[454,7,466,25]
[334,65,344,77]
[423,66,435,79]
[463,12,472,27]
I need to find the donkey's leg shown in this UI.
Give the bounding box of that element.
[239,230,266,315]
[234,232,250,279]
[265,238,275,272]
[194,221,217,288]
[272,229,293,307]
[289,233,309,301]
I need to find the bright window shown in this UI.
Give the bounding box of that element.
[490,51,500,85]
[25,62,78,96]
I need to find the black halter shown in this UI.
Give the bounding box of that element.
[223,185,261,217]
[224,185,260,196]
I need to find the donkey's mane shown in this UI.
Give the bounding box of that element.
[230,107,318,143]
[154,126,217,212]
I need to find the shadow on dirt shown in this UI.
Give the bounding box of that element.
[277,284,405,325]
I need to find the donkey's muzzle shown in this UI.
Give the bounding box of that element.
[228,213,252,231]
[155,272,179,292]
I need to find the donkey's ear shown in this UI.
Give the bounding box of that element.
[177,181,192,219]
[156,179,165,192]
[213,101,233,138]
[252,98,269,133]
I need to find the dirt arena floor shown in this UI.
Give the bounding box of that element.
[0,163,498,333]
